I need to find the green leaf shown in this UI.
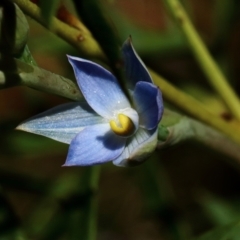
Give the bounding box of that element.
[0,3,29,56]
[18,45,37,66]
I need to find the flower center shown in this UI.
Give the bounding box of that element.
[109,114,135,137]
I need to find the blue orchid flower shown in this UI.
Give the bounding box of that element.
[17,38,164,167]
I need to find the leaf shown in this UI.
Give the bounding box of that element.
[18,45,37,66]
[0,3,29,55]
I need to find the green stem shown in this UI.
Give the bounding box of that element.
[11,0,106,61]
[149,69,240,145]
[162,0,240,121]
[82,166,101,240]
[0,58,82,101]
[159,109,240,165]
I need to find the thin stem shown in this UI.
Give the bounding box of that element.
[162,0,240,121]
[11,0,106,61]
[88,166,101,240]
[0,58,82,101]
[159,109,240,165]
[149,68,240,145]
[191,120,240,165]
[82,166,101,240]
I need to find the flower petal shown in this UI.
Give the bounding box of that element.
[64,124,126,166]
[16,102,106,144]
[113,128,158,167]
[67,55,130,119]
[133,81,163,130]
[121,37,153,89]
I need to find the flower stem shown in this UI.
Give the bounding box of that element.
[11,0,106,61]
[159,109,240,165]
[150,69,240,145]
[0,58,83,101]
[162,0,240,121]
[83,166,101,240]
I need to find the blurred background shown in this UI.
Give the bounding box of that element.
[1,0,240,239]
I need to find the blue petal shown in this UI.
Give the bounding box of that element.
[121,37,153,89]
[113,128,158,167]
[67,55,130,119]
[16,102,106,144]
[64,124,126,166]
[133,81,163,130]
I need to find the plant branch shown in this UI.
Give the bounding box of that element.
[162,0,240,121]
[82,166,101,240]
[0,58,82,100]
[159,109,240,165]
[3,56,240,147]
[150,69,240,145]
[10,0,107,61]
